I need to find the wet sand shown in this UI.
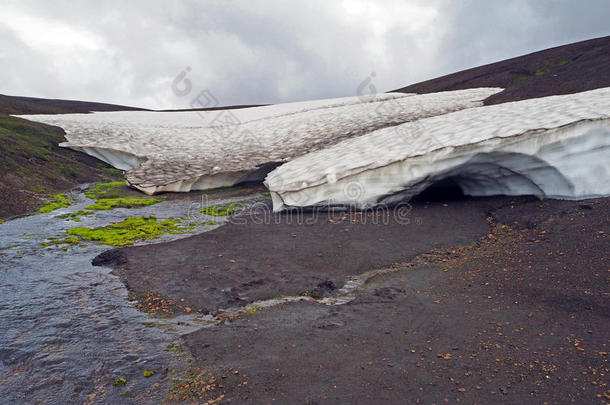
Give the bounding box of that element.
[95,195,609,404]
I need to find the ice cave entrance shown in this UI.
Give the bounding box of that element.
[411,178,465,202]
[405,152,575,204]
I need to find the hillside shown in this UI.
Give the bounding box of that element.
[393,35,610,105]
[0,114,123,219]
[0,94,146,115]
[0,94,151,218]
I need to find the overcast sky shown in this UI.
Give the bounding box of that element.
[1,0,608,109]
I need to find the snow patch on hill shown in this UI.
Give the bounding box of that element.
[20,88,500,194]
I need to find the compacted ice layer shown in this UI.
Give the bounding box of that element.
[20,88,502,194]
[265,87,610,211]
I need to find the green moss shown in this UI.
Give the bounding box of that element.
[167,367,216,402]
[28,184,51,195]
[512,59,572,85]
[512,74,533,85]
[163,343,191,361]
[165,343,183,352]
[113,377,127,387]
[60,216,197,246]
[42,236,81,247]
[55,210,94,221]
[60,164,78,178]
[0,114,127,219]
[85,181,129,199]
[85,197,162,210]
[142,370,155,378]
[535,59,571,76]
[200,202,243,217]
[83,182,163,211]
[38,193,74,213]
[244,305,262,313]
[204,221,217,226]
[97,164,124,178]
[43,216,198,247]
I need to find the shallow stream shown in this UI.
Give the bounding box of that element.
[0,188,246,404]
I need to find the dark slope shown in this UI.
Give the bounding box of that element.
[0,93,267,115]
[0,114,121,219]
[0,94,146,115]
[393,35,610,104]
[0,94,146,218]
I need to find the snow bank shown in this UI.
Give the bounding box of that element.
[20,88,501,194]
[265,88,610,210]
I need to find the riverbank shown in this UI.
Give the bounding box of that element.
[0,182,267,404]
[94,195,609,404]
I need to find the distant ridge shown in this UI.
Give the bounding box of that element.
[393,35,610,105]
[0,93,269,115]
[0,94,148,115]
[157,104,269,112]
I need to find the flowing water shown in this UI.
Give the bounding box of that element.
[0,188,248,404]
[0,186,394,404]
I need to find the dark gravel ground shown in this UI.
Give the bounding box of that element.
[94,197,505,314]
[96,196,609,404]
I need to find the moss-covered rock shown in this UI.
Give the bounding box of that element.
[38,193,74,213]
[85,197,162,210]
[41,236,81,247]
[55,210,94,221]
[85,181,133,199]
[61,216,198,246]
[200,202,243,217]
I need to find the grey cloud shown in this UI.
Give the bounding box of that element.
[0,0,608,109]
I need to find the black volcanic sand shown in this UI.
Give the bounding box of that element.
[393,35,610,105]
[94,197,507,314]
[96,196,609,404]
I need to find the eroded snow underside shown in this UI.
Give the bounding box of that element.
[21,88,501,194]
[265,88,610,210]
